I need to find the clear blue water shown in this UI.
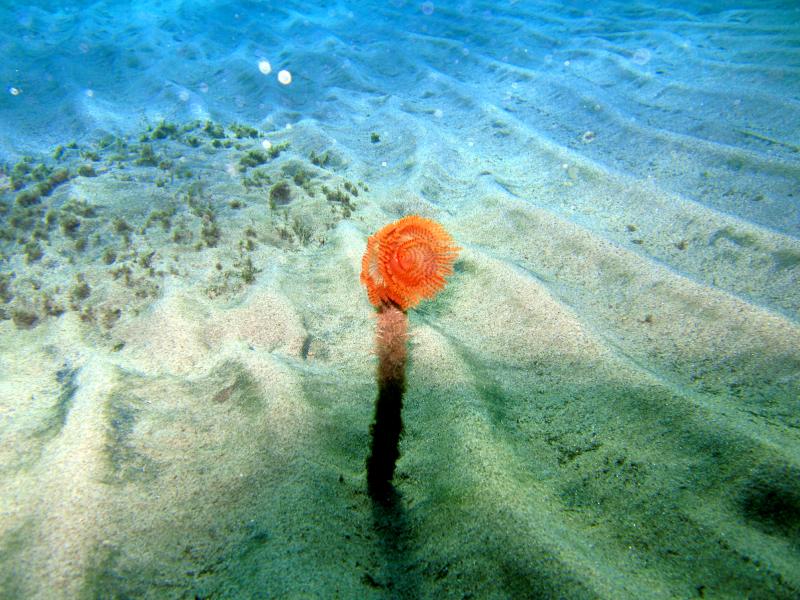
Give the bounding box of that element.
[1,1,799,598]
[3,1,799,232]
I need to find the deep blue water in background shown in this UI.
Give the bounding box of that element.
[1,3,797,146]
[2,1,799,233]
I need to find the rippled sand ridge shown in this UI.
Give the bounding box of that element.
[1,1,798,598]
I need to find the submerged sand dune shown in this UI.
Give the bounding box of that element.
[1,1,799,598]
[1,158,797,597]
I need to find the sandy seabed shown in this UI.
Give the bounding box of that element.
[1,1,799,598]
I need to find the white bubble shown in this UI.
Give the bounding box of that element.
[8,86,21,96]
[199,82,209,93]
[421,2,434,15]
[261,139,272,150]
[381,161,388,167]
[277,69,292,85]
[85,89,94,97]
[433,108,443,118]
[178,90,190,102]
[258,59,272,75]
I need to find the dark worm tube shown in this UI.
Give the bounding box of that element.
[366,303,408,503]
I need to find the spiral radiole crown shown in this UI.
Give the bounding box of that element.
[361,215,460,311]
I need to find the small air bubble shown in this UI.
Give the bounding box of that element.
[258,60,272,75]
[277,70,292,85]
[8,86,21,96]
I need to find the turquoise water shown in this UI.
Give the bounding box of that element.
[1,1,799,598]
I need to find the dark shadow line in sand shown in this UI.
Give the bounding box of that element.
[370,488,421,600]
[366,367,421,598]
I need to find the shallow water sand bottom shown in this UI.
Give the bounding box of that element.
[1,0,800,596]
[1,174,798,597]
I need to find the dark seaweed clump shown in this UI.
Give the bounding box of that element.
[0,120,367,329]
